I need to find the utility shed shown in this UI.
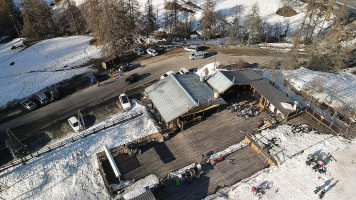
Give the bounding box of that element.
[145,74,225,125]
[208,70,297,120]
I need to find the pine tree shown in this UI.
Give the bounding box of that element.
[82,0,137,56]
[201,0,215,41]
[20,0,55,40]
[55,0,86,35]
[244,2,262,45]
[228,4,244,44]
[0,0,22,37]
[143,0,156,35]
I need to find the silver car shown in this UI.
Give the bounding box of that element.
[20,100,37,110]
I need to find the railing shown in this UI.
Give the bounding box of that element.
[0,110,145,173]
[244,132,278,166]
[305,106,345,135]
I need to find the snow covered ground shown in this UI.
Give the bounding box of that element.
[256,68,356,123]
[0,103,159,200]
[120,174,159,200]
[203,124,355,200]
[0,36,101,108]
[286,67,356,110]
[258,43,306,52]
[143,0,307,32]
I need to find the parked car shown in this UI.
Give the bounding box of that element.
[178,68,189,74]
[118,63,132,72]
[20,99,37,110]
[36,92,49,105]
[125,73,141,84]
[68,116,81,132]
[133,47,145,55]
[160,71,175,79]
[189,51,205,60]
[189,67,198,74]
[119,93,132,111]
[49,88,60,102]
[147,48,158,56]
[87,74,97,84]
[184,45,198,52]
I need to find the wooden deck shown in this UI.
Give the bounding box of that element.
[119,110,269,199]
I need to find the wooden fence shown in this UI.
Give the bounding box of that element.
[244,133,278,166]
[305,106,344,135]
[0,110,145,173]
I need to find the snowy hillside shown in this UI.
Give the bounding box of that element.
[0,36,101,108]
[145,0,306,31]
[286,67,356,110]
[203,124,355,200]
[61,0,306,31]
[0,103,159,200]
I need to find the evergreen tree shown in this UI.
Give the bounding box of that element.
[201,0,215,41]
[20,0,55,39]
[0,0,22,37]
[244,2,262,44]
[82,0,137,56]
[55,0,86,35]
[143,0,156,35]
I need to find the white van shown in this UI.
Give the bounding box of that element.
[184,45,198,52]
[189,51,205,60]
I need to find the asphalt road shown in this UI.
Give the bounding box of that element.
[337,0,356,9]
[0,50,278,143]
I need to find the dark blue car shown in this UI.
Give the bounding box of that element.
[88,75,97,84]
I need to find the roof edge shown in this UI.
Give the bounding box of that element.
[171,75,198,109]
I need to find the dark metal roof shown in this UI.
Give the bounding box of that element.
[145,74,225,122]
[208,70,295,116]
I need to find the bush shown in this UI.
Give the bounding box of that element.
[89,38,97,45]
[23,38,39,48]
[226,58,250,70]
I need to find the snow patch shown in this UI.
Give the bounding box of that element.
[168,163,196,178]
[281,102,294,110]
[196,62,222,78]
[121,174,159,200]
[209,141,247,160]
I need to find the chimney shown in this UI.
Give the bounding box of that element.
[293,101,298,110]
[214,91,219,99]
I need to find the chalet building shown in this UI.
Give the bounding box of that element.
[145,74,226,129]
[207,70,298,120]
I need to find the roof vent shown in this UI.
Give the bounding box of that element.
[214,91,219,99]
